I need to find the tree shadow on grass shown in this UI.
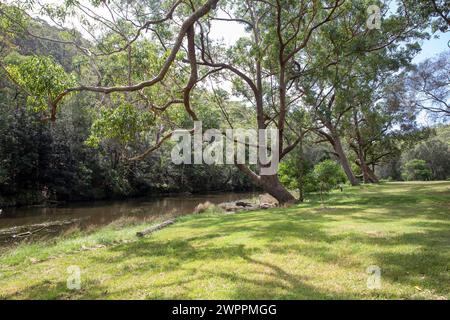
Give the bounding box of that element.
[3,183,449,299]
[68,214,352,299]
[88,191,449,298]
[194,255,356,300]
[106,242,354,299]
[0,278,110,300]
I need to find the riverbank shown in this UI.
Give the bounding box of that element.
[0,191,260,231]
[0,182,449,299]
[0,186,260,208]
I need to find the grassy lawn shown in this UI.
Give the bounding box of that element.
[0,182,449,300]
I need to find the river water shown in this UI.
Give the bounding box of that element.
[0,192,258,230]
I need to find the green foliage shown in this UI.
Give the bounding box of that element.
[434,124,450,146]
[0,3,28,47]
[401,0,449,33]
[86,102,154,147]
[312,160,347,198]
[400,128,450,180]
[279,139,332,195]
[279,156,317,193]
[5,55,76,112]
[401,159,432,181]
[278,161,298,190]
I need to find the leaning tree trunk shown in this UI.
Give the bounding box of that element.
[320,124,359,186]
[366,165,379,183]
[332,133,359,186]
[235,164,295,204]
[297,135,305,203]
[356,160,379,183]
[361,160,379,183]
[260,174,296,204]
[352,110,376,184]
[358,156,373,183]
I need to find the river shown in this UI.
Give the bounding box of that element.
[0,192,258,231]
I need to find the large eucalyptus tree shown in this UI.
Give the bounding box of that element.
[0,0,432,203]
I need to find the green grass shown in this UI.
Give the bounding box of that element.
[0,182,449,300]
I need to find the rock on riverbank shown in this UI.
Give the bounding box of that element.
[216,194,279,213]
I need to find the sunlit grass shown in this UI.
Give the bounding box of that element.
[0,182,449,299]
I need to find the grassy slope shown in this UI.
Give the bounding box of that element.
[0,182,449,300]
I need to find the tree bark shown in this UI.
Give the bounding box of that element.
[352,110,379,183]
[297,134,305,203]
[235,164,295,205]
[366,165,379,183]
[355,160,379,183]
[136,220,175,237]
[353,110,370,183]
[360,158,372,183]
[331,131,359,186]
[316,128,359,186]
[260,174,296,204]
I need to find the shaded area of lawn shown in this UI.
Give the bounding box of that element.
[0,182,449,299]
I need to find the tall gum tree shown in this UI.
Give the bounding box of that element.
[293,0,428,185]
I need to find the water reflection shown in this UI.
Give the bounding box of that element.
[0,192,258,229]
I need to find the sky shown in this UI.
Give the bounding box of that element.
[413,31,450,63]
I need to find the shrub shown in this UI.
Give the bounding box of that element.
[401,139,450,180]
[401,159,432,181]
[312,160,347,202]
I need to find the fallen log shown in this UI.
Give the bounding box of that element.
[136,219,175,238]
